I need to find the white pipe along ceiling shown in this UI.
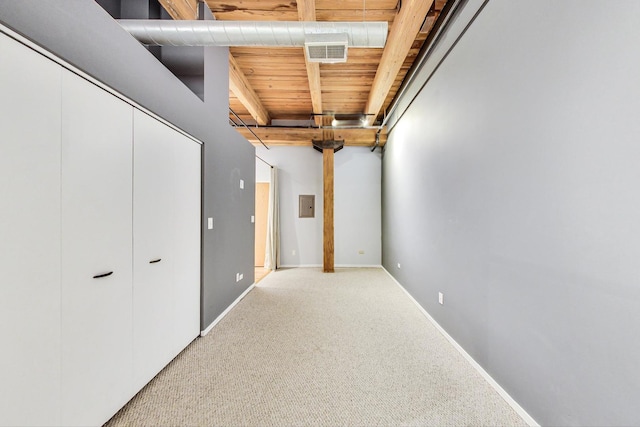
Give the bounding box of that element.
[117,20,388,48]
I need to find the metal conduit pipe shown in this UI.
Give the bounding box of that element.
[230,108,269,150]
[117,20,388,48]
[370,133,380,152]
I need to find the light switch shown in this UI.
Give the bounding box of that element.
[240,179,244,189]
[251,215,255,223]
[207,217,213,229]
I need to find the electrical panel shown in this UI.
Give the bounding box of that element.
[299,195,315,218]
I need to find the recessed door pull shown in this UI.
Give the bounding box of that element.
[93,271,113,279]
[149,258,162,264]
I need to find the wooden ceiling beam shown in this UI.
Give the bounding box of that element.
[234,127,387,146]
[228,53,271,125]
[158,0,198,20]
[297,0,323,126]
[159,0,271,126]
[364,0,434,125]
[304,62,323,126]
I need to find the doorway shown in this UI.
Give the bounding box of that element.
[255,181,270,282]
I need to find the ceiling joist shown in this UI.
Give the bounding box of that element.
[159,0,198,19]
[158,0,198,20]
[365,0,434,124]
[297,0,323,126]
[229,53,271,125]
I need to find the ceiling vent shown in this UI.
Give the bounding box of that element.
[304,33,348,63]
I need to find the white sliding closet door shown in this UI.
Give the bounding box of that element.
[132,109,201,389]
[132,110,179,390]
[0,33,62,427]
[0,28,201,427]
[60,71,134,426]
[172,133,201,353]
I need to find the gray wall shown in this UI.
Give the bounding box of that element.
[254,146,381,267]
[382,1,640,425]
[0,1,255,332]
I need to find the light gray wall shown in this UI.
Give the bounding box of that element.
[382,1,640,425]
[256,157,271,183]
[0,1,255,332]
[255,146,381,267]
[255,146,323,266]
[334,147,381,266]
[202,124,255,327]
[202,38,256,329]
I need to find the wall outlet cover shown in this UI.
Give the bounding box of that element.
[439,292,444,305]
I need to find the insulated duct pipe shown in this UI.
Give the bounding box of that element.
[117,20,388,48]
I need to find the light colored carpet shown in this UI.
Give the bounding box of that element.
[106,267,527,426]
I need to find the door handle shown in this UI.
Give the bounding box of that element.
[93,271,113,279]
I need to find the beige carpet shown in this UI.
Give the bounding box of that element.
[106,267,527,426]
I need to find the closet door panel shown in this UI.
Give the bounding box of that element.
[0,33,62,427]
[60,71,134,426]
[172,137,201,352]
[132,109,176,390]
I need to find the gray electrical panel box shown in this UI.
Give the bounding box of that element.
[299,195,315,218]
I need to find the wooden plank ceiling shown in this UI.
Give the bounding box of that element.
[162,0,449,147]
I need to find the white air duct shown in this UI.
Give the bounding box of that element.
[117,20,387,48]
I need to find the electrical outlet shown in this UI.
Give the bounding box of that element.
[239,273,244,280]
[236,273,241,282]
[397,263,401,269]
[251,215,255,223]
[438,292,444,305]
[240,179,244,189]
[207,217,213,230]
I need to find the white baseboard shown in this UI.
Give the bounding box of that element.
[279,264,322,268]
[382,267,539,427]
[279,264,383,269]
[200,283,255,336]
[335,264,383,268]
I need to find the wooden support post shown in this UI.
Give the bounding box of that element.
[323,147,334,273]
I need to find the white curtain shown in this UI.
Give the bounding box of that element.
[264,167,280,270]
